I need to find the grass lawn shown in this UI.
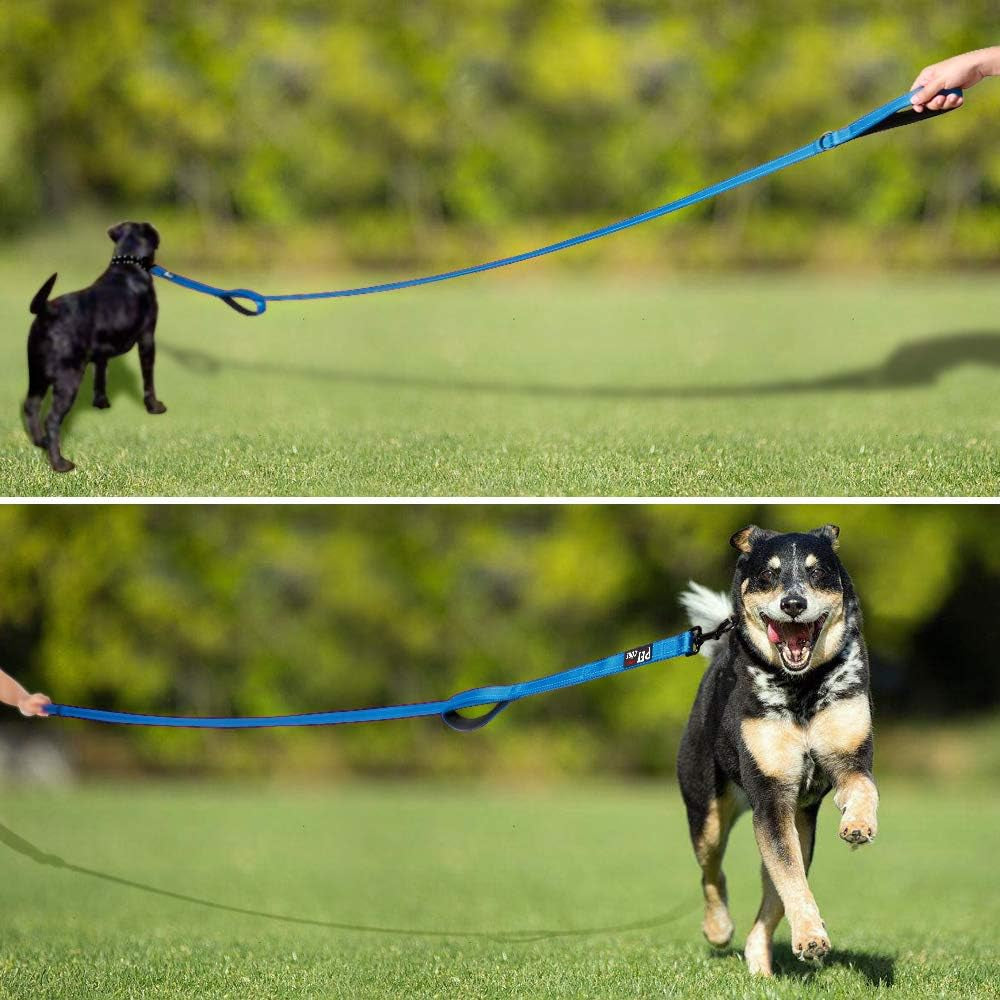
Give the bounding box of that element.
[1,249,998,496]
[0,779,996,998]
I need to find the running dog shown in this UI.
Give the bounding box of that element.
[677,524,877,976]
[23,222,166,472]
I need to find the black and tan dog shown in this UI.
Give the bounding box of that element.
[677,524,877,976]
[23,222,166,472]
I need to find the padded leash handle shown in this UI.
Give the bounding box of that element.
[860,88,963,138]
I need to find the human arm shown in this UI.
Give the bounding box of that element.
[911,46,1000,111]
[0,668,50,717]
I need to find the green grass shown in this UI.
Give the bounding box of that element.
[1,252,998,495]
[0,780,996,998]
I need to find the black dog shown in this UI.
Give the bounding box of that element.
[23,222,166,472]
[677,525,877,976]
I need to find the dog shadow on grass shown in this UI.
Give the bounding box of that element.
[707,942,895,988]
[0,819,695,944]
[771,942,894,987]
[160,329,1000,400]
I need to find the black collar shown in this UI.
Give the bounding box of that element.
[110,254,153,271]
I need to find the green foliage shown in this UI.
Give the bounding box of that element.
[1,2,998,264]
[0,505,997,775]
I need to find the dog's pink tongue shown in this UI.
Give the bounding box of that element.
[780,621,813,653]
[767,621,781,644]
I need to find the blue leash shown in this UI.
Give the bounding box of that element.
[148,88,961,317]
[45,622,731,731]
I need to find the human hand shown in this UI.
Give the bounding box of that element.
[18,693,51,717]
[911,47,1000,111]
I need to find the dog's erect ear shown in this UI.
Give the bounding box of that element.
[730,526,756,553]
[810,524,841,551]
[107,222,127,243]
[729,524,776,554]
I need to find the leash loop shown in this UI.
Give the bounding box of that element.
[441,701,511,732]
[219,290,268,316]
[148,88,962,318]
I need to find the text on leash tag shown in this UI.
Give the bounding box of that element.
[623,644,653,668]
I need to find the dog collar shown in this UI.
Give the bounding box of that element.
[110,254,153,270]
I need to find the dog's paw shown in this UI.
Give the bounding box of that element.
[702,907,734,949]
[50,457,75,474]
[145,399,167,414]
[839,813,877,846]
[791,918,830,965]
[743,924,772,976]
[93,395,111,409]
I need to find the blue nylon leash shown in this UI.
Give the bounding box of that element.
[148,88,961,317]
[45,623,730,731]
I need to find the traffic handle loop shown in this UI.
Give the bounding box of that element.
[151,268,268,316]
[148,88,963,317]
[442,701,511,732]
[219,290,268,316]
[45,627,700,732]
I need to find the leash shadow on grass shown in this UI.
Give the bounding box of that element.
[160,330,1000,400]
[0,820,695,944]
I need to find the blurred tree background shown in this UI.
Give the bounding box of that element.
[0,505,997,779]
[0,1,997,269]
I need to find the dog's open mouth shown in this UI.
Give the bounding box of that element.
[761,613,828,672]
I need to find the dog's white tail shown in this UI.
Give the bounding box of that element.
[679,581,734,660]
